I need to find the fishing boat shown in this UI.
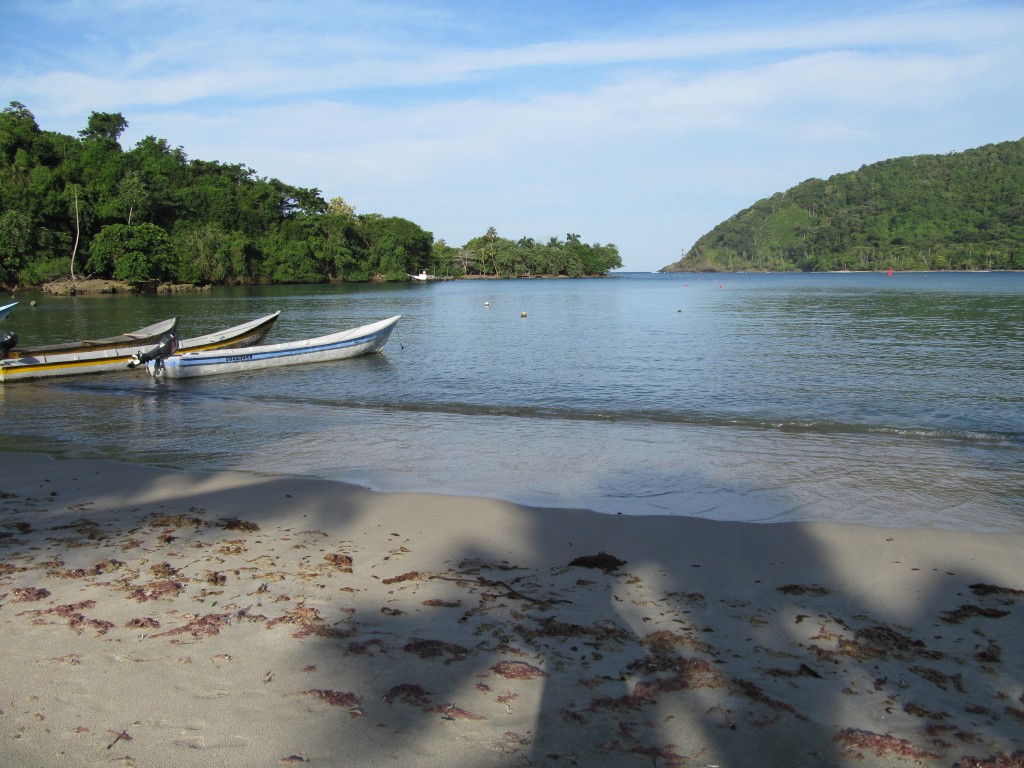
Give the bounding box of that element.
[139,315,400,379]
[0,311,281,383]
[0,302,17,321]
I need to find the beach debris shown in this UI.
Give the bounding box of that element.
[666,590,706,606]
[149,512,207,529]
[940,604,1011,624]
[383,570,421,584]
[127,580,184,602]
[382,569,421,585]
[11,586,50,602]
[16,601,114,635]
[217,540,247,555]
[264,602,351,639]
[639,629,716,657]
[776,583,832,596]
[975,639,1003,664]
[835,728,942,760]
[382,544,411,562]
[422,598,461,607]
[951,752,1024,768]
[106,728,133,750]
[265,603,324,628]
[969,583,1024,597]
[384,683,433,707]
[44,558,125,578]
[438,703,485,721]
[852,625,932,656]
[436,569,567,607]
[344,639,389,656]
[324,552,353,572]
[910,666,965,692]
[403,637,469,662]
[204,570,227,586]
[520,616,631,645]
[152,613,229,639]
[149,562,178,578]
[125,617,160,629]
[278,756,309,765]
[293,622,353,640]
[568,551,626,572]
[218,517,260,532]
[763,663,823,679]
[302,689,360,708]
[491,660,547,680]
[903,701,951,720]
[380,683,485,720]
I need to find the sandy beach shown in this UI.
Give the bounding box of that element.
[1,451,1022,767]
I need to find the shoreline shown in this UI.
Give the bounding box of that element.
[2,452,1023,767]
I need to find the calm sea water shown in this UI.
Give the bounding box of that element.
[2,272,1022,531]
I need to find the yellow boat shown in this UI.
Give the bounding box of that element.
[0,311,280,383]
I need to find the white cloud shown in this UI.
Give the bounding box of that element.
[2,1,1023,269]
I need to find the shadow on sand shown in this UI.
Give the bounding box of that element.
[1,453,1022,767]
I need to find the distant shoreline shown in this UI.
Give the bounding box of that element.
[7,269,1019,298]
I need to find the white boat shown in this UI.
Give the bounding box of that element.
[0,302,18,321]
[142,315,401,379]
[0,312,281,383]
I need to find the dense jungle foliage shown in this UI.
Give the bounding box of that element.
[0,103,621,288]
[664,138,1024,272]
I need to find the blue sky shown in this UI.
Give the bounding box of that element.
[2,1,1023,271]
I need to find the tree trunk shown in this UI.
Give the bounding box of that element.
[70,187,80,281]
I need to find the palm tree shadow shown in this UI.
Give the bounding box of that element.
[2,454,1022,767]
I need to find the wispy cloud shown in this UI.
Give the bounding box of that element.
[2,1,1022,269]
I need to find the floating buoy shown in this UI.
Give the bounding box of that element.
[520,311,527,318]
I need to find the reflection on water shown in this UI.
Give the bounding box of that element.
[1,273,1022,531]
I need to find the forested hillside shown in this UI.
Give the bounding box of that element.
[0,103,620,288]
[663,138,1024,272]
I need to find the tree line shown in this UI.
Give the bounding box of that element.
[664,138,1024,272]
[0,103,621,289]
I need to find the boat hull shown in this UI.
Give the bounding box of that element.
[0,317,179,383]
[0,302,17,322]
[176,311,280,353]
[0,312,280,383]
[150,316,400,379]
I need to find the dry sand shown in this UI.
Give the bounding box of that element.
[1,451,1022,767]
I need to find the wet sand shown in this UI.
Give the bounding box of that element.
[1,452,1022,767]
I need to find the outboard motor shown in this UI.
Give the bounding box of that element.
[1,331,17,360]
[128,332,178,369]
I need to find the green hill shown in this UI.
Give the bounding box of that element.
[662,138,1024,272]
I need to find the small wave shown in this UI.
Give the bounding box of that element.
[241,394,1022,447]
